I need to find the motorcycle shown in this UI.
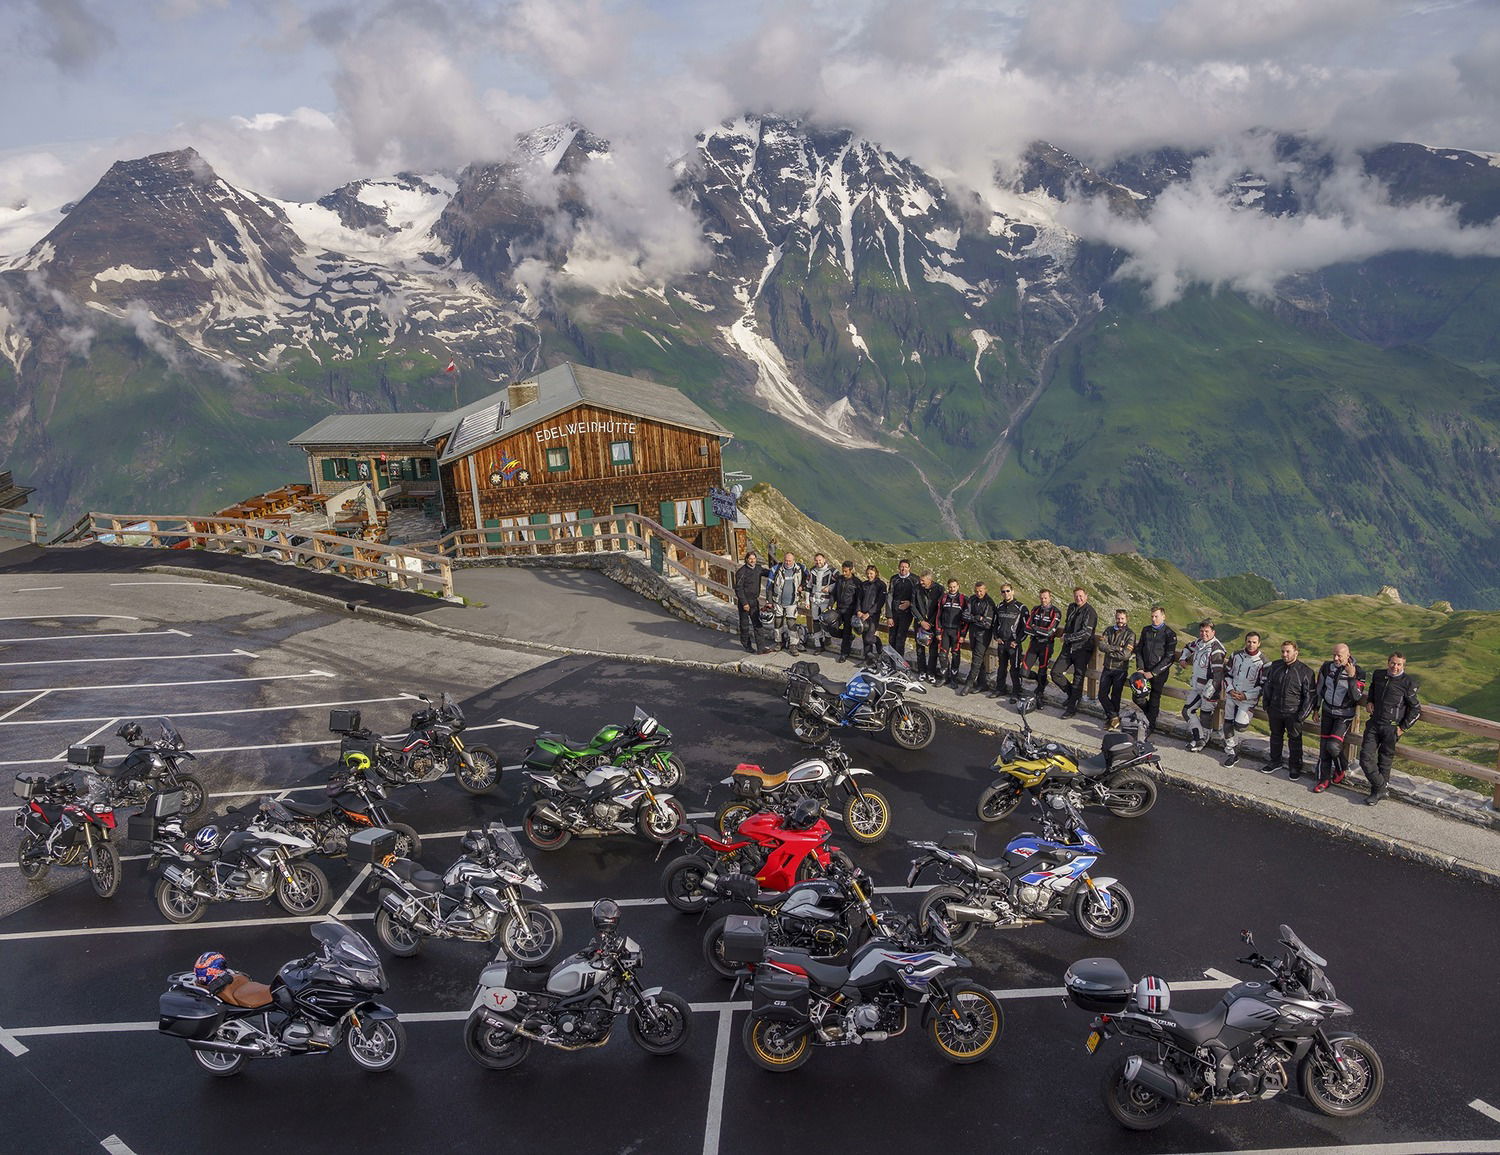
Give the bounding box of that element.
[12,746,122,898]
[463,900,691,1069]
[1065,924,1384,1131]
[660,798,836,914]
[329,692,500,795]
[714,740,892,845]
[148,796,331,923]
[520,705,685,791]
[783,648,936,750]
[976,697,1159,822]
[734,914,1003,1071]
[362,823,562,966]
[910,794,1135,943]
[521,754,685,851]
[111,717,208,819]
[264,752,422,862]
[158,920,405,1076]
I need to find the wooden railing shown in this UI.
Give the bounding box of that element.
[0,509,46,543]
[84,513,455,599]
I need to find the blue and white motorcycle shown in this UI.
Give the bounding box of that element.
[908,795,1135,943]
[783,646,935,750]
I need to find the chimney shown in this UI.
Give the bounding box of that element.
[508,381,539,410]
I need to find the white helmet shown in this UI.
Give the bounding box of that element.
[1135,974,1170,1014]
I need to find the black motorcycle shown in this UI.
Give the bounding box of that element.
[111,718,208,819]
[1065,924,1384,1131]
[263,756,421,862]
[330,692,500,794]
[463,900,691,1069]
[783,648,936,750]
[521,756,685,851]
[364,823,563,966]
[158,920,405,1076]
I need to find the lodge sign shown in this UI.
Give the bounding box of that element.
[535,419,639,443]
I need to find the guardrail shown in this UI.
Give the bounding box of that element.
[0,509,46,544]
[85,513,455,599]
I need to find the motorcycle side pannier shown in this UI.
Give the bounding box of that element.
[328,708,362,735]
[158,986,225,1040]
[348,826,399,865]
[751,968,810,1022]
[721,915,768,964]
[1064,957,1133,1012]
[730,765,763,798]
[127,787,179,842]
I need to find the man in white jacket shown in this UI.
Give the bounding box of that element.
[1222,631,1267,766]
[1177,620,1227,753]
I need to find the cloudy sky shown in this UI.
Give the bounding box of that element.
[2,0,1498,296]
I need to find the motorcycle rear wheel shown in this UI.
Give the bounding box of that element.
[522,804,572,851]
[88,841,121,898]
[1103,1054,1179,1130]
[701,916,739,980]
[927,981,1004,1063]
[1104,773,1158,818]
[1300,1035,1384,1117]
[788,707,831,744]
[374,908,422,957]
[453,746,500,795]
[888,705,936,750]
[17,834,48,881]
[501,904,563,967]
[155,877,206,924]
[192,1035,248,1077]
[345,1017,406,1072]
[384,822,422,861]
[638,798,686,843]
[172,775,207,819]
[629,991,691,1054]
[660,855,712,914]
[917,885,980,947]
[714,800,757,837]
[976,780,1021,822]
[276,863,331,916]
[742,1016,811,1072]
[1072,881,1135,940]
[842,789,891,843]
[464,1010,531,1070]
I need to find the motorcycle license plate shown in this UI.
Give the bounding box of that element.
[1085,1030,1101,1054]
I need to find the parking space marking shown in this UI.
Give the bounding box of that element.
[0,650,257,669]
[100,1136,140,1155]
[702,1007,734,1155]
[0,693,414,729]
[0,1022,28,1056]
[1173,1144,1500,1154]
[0,690,49,722]
[9,587,64,593]
[0,628,192,644]
[329,866,371,916]
[0,669,335,699]
[109,582,241,589]
[0,615,140,622]
[1473,1100,1500,1126]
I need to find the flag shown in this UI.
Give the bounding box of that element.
[444,359,456,373]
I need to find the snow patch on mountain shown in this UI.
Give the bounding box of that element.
[847,321,870,359]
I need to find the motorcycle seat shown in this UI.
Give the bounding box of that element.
[1162,1004,1229,1046]
[733,766,790,788]
[218,974,274,1009]
[766,947,846,989]
[1078,753,1112,778]
[506,965,553,992]
[390,858,445,894]
[281,799,332,817]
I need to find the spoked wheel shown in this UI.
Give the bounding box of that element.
[888,705,936,750]
[788,707,831,744]
[1300,1035,1385,1117]
[155,877,207,924]
[1103,1054,1180,1130]
[1072,881,1135,940]
[87,841,121,898]
[173,775,207,819]
[374,908,423,957]
[629,992,692,1054]
[647,754,685,791]
[276,863,331,916]
[714,801,757,837]
[17,835,49,881]
[976,781,1021,822]
[928,981,1004,1063]
[917,885,979,947]
[523,804,572,851]
[464,1010,531,1070]
[638,798,686,843]
[660,855,715,914]
[385,822,422,861]
[842,789,891,844]
[742,1016,811,1072]
[501,904,563,967]
[453,746,500,795]
[1104,773,1158,818]
[345,1016,406,1072]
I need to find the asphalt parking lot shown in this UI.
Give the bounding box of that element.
[2,576,1499,1155]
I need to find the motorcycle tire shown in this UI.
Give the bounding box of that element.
[888,704,936,750]
[927,980,1004,1064]
[276,863,331,916]
[976,780,1022,823]
[647,753,685,791]
[628,991,692,1055]
[385,822,422,861]
[1103,1053,1180,1130]
[742,1015,811,1072]
[788,707,831,744]
[16,834,49,881]
[701,916,740,980]
[917,885,980,947]
[172,775,207,820]
[714,800,757,837]
[464,1009,531,1070]
[637,797,686,843]
[1072,881,1135,940]
[87,841,121,898]
[345,1016,406,1073]
[1103,773,1158,818]
[660,855,714,914]
[522,804,572,851]
[842,788,891,844]
[1299,1034,1385,1117]
[501,904,563,968]
[155,877,207,924]
[453,746,500,795]
[374,907,423,957]
[192,1030,249,1077]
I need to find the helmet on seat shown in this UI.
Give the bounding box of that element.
[116,721,144,744]
[785,796,823,830]
[343,751,372,774]
[195,950,229,990]
[191,824,222,854]
[591,898,621,936]
[1135,974,1170,1014]
[460,830,488,858]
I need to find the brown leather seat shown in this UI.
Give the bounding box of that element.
[219,973,274,1008]
[732,765,789,788]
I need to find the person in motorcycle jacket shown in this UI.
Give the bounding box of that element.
[734,551,770,654]
[1261,641,1317,779]
[854,565,888,665]
[1359,652,1420,806]
[1022,589,1062,706]
[805,553,836,652]
[831,561,861,663]
[1134,607,1178,734]
[959,581,999,696]
[1097,609,1136,731]
[887,559,918,657]
[1221,631,1267,767]
[1313,643,1367,794]
[1049,587,1098,718]
[991,584,1029,703]
[936,578,968,685]
[910,570,943,684]
[1177,620,1227,753]
[767,552,808,655]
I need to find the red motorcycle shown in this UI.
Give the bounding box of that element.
[660,797,837,914]
[13,745,123,898]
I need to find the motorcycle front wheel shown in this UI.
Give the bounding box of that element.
[1299,1035,1385,1117]
[976,780,1022,822]
[660,855,713,914]
[647,753,685,791]
[927,981,1004,1064]
[1104,772,1158,818]
[522,804,572,851]
[788,707,831,744]
[501,904,563,967]
[87,841,121,898]
[742,1016,811,1072]
[1072,881,1135,939]
[888,704,936,750]
[638,798,686,843]
[464,1010,530,1070]
[16,834,49,881]
[1103,1054,1180,1130]
[453,746,500,795]
[714,800,758,837]
[373,908,422,957]
[842,788,891,843]
[155,877,207,924]
[629,992,692,1055]
[917,885,980,947]
[345,1016,406,1072]
[172,775,207,819]
[276,863,331,916]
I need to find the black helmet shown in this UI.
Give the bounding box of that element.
[591,898,621,935]
[116,721,143,744]
[460,830,488,857]
[1128,670,1152,706]
[785,796,822,830]
[757,602,775,629]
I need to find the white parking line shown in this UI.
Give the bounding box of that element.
[0,628,192,644]
[109,582,241,589]
[702,1008,734,1155]
[0,1022,28,1055]
[0,693,414,728]
[1173,1144,1500,1154]
[100,1136,140,1155]
[0,690,49,723]
[1473,1099,1500,1126]
[0,670,334,698]
[0,650,256,669]
[330,865,371,916]
[0,615,140,621]
[9,587,64,593]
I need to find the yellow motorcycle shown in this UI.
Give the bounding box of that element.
[976,699,1159,822]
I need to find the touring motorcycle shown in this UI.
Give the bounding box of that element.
[910,794,1135,943]
[520,706,684,791]
[1065,924,1384,1130]
[714,740,891,844]
[158,920,405,1076]
[329,692,499,794]
[521,754,685,850]
[111,718,207,818]
[463,899,691,1069]
[660,797,836,913]
[783,649,936,750]
[262,752,421,862]
[13,747,123,898]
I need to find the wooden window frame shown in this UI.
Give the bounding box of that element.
[610,439,634,465]
[545,447,571,473]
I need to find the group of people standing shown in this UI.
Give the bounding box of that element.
[732,550,1422,806]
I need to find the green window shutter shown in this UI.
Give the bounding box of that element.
[704,495,720,527]
[577,509,594,537]
[658,501,676,530]
[482,517,500,545]
[529,513,550,542]
[321,458,337,481]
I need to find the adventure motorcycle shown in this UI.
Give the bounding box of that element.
[911,795,1135,943]
[363,823,562,966]
[521,754,685,851]
[976,697,1159,822]
[734,915,1003,1071]
[660,798,836,914]
[13,747,122,898]
[520,705,684,791]
[158,920,405,1076]
[111,718,207,818]
[329,692,499,795]
[783,648,936,750]
[262,753,422,862]
[714,740,892,845]
[463,899,691,1069]
[1065,924,1384,1131]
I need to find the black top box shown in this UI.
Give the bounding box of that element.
[1064,957,1133,1013]
[348,827,399,865]
[329,708,362,734]
[67,744,105,767]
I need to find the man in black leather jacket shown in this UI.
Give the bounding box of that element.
[887,559,918,657]
[733,551,769,654]
[830,561,861,663]
[1313,643,1366,794]
[854,565,888,664]
[1260,641,1317,779]
[1133,607,1178,733]
[991,584,1029,702]
[1050,587,1097,718]
[1358,652,1420,806]
[959,581,999,696]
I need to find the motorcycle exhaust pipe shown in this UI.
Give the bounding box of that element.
[943,903,1000,924]
[185,1039,271,1056]
[477,1009,605,1050]
[529,803,567,826]
[1123,1054,1188,1102]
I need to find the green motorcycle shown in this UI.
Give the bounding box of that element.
[519,707,684,791]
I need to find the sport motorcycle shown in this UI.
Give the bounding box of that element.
[111,718,208,818]
[1065,924,1384,1130]
[714,740,891,845]
[263,752,422,862]
[520,705,684,790]
[659,797,836,914]
[783,648,936,750]
[910,795,1135,943]
[363,823,562,966]
[521,755,685,851]
[976,697,1159,822]
[329,692,499,794]
[734,915,1003,1071]
[13,747,122,898]
[463,900,691,1069]
[158,920,405,1076]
